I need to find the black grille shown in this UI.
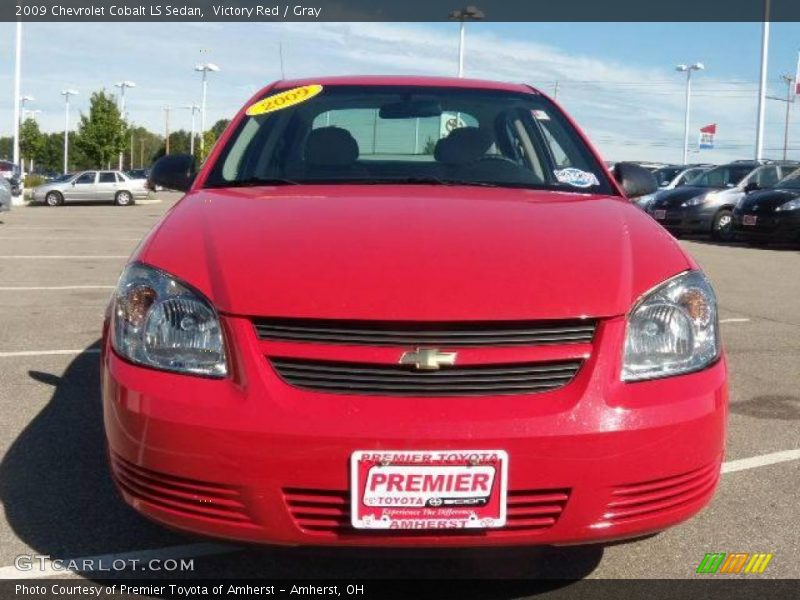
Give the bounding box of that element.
[254,318,596,347]
[270,357,582,396]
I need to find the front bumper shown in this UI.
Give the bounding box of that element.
[102,314,727,547]
[733,210,800,242]
[649,206,714,233]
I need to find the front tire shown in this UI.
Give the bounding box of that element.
[45,191,63,207]
[115,191,133,206]
[711,209,734,242]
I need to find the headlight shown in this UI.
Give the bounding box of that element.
[681,193,711,207]
[112,262,227,377]
[622,271,719,382]
[776,197,800,211]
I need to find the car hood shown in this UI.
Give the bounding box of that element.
[738,188,800,211]
[650,185,719,209]
[137,185,692,320]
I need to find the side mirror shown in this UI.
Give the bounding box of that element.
[613,162,658,199]
[149,154,196,192]
[743,181,759,193]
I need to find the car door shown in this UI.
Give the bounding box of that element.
[64,171,97,201]
[95,171,119,202]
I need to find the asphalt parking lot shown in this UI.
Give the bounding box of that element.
[0,193,797,587]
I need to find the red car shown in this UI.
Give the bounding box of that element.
[102,76,727,547]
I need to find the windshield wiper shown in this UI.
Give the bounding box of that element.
[357,176,502,188]
[215,176,302,188]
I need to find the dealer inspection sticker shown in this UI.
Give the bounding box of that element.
[350,450,508,530]
[246,84,324,116]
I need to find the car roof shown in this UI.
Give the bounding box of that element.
[725,159,800,166]
[270,75,537,95]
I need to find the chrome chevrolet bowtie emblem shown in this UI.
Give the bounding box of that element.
[399,348,458,370]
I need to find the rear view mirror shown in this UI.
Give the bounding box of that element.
[149,154,196,192]
[613,162,658,199]
[379,99,442,119]
[743,181,759,193]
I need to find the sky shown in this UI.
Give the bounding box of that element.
[1,20,800,163]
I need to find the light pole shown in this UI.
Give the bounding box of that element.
[195,63,220,156]
[18,96,34,176]
[114,81,136,169]
[676,63,704,165]
[755,0,771,160]
[179,105,201,156]
[20,94,34,116]
[448,6,484,78]
[766,75,795,161]
[781,75,794,160]
[61,89,78,174]
[12,22,22,173]
[164,106,172,155]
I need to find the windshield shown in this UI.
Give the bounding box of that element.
[205,85,613,194]
[653,167,682,186]
[688,164,753,188]
[775,167,800,190]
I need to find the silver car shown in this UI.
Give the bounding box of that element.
[32,170,150,206]
[0,175,11,213]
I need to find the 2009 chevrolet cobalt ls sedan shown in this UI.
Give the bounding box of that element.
[102,76,727,546]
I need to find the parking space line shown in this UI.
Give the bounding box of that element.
[721,448,800,474]
[0,543,236,580]
[0,285,114,291]
[719,318,751,323]
[0,349,101,358]
[0,255,127,259]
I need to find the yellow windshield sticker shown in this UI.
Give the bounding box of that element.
[246,84,324,116]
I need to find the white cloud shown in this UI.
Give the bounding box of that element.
[0,21,794,163]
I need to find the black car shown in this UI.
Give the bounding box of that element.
[647,160,799,241]
[733,169,800,244]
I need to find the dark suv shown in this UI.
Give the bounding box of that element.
[647,160,799,241]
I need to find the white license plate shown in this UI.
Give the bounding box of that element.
[653,209,666,220]
[743,215,758,226]
[351,450,508,530]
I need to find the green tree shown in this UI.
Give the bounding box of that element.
[74,90,128,168]
[38,132,65,174]
[19,118,45,169]
[0,136,12,160]
[199,130,218,162]
[210,119,230,138]
[128,126,164,169]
